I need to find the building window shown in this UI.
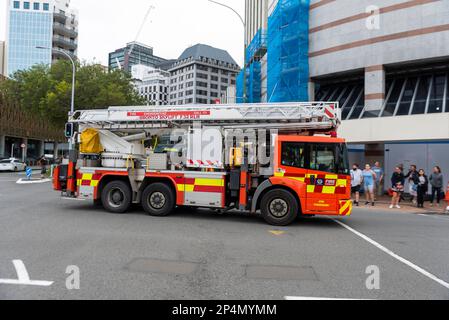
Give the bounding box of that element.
[396,77,417,116]
[411,76,431,115]
[43,3,49,10]
[33,2,40,10]
[13,1,20,9]
[24,1,30,9]
[428,74,446,114]
[382,80,404,117]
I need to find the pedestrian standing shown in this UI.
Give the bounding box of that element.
[429,166,444,207]
[390,166,405,209]
[417,169,429,208]
[406,165,419,205]
[363,164,377,206]
[372,161,385,199]
[351,164,363,207]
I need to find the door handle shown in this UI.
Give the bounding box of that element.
[310,175,316,185]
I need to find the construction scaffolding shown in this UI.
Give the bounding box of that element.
[267,0,310,103]
[247,61,262,103]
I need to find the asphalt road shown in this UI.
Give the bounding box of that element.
[0,171,448,300]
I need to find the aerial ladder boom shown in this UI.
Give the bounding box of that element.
[70,102,340,133]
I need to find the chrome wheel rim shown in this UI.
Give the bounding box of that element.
[269,199,289,218]
[149,192,166,210]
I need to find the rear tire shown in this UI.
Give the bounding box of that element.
[101,180,132,214]
[141,183,175,217]
[260,189,298,226]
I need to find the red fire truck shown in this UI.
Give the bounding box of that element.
[53,102,352,226]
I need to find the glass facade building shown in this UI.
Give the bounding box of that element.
[6,0,53,76]
[316,69,449,121]
[109,42,169,73]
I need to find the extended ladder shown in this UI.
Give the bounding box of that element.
[71,102,340,132]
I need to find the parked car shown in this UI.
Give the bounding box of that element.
[0,158,27,172]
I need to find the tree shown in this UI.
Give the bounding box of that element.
[0,60,145,127]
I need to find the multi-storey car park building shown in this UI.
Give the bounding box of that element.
[168,44,240,105]
[5,0,78,76]
[241,0,449,189]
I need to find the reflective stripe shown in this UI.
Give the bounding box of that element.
[195,178,225,187]
[178,178,225,194]
[339,200,353,216]
[322,186,336,194]
[82,173,93,180]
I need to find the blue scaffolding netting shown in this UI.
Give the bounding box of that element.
[267,0,310,103]
[247,61,262,103]
[246,29,267,65]
[236,68,245,103]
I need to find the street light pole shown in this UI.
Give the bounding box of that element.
[207,0,247,103]
[36,47,76,148]
[36,46,77,196]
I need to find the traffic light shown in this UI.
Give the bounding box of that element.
[65,123,74,138]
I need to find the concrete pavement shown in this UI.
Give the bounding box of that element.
[0,171,448,300]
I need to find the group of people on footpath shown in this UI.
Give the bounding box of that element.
[351,162,448,213]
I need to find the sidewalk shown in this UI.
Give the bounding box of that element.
[354,195,448,215]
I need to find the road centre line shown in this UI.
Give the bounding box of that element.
[334,219,449,290]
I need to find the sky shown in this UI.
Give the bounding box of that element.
[0,0,245,66]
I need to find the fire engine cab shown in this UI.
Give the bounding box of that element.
[53,102,352,226]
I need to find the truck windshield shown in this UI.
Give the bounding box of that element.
[281,142,350,175]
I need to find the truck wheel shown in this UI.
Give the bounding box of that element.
[260,189,298,226]
[101,180,132,214]
[141,183,175,217]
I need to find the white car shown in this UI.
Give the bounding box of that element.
[0,158,27,172]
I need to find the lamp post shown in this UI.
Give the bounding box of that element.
[207,0,247,103]
[37,46,77,195]
[36,47,76,148]
[36,47,76,121]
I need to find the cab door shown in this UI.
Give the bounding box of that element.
[305,143,339,214]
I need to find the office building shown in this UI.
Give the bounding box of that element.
[242,0,449,188]
[5,0,54,76]
[168,44,240,105]
[132,64,170,106]
[5,0,78,76]
[0,41,5,76]
[108,42,168,73]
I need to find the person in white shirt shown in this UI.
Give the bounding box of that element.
[351,164,363,206]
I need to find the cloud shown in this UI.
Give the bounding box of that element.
[0,0,244,66]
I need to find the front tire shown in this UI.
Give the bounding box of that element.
[260,189,299,226]
[101,180,132,214]
[141,183,175,217]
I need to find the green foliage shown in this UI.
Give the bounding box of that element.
[0,60,145,127]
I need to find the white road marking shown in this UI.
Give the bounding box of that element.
[16,178,51,185]
[0,260,53,287]
[285,296,367,300]
[334,219,449,290]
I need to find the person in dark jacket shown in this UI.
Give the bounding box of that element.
[390,166,405,209]
[417,169,429,208]
[429,166,444,207]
